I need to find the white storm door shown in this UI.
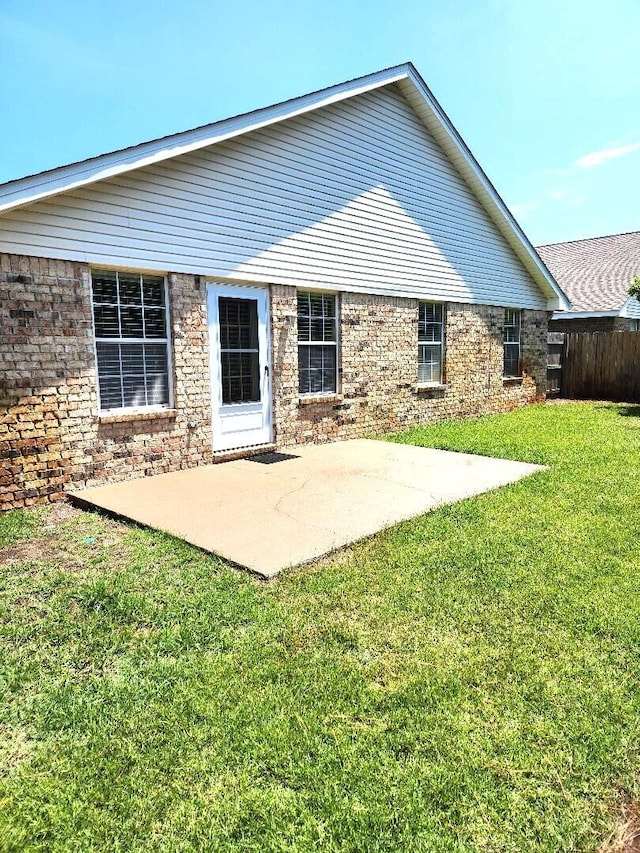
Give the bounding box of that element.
[207,283,272,452]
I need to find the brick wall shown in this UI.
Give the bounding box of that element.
[2,253,549,509]
[271,287,548,446]
[1,256,213,510]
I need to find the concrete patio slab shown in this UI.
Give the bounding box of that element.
[72,439,544,578]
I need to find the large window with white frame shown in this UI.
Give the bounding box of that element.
[503,308,521,377]
[91,269,171,412]
[418,302,445,384]
[297,291,338,395]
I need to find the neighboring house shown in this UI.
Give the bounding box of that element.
[0,63,568,510]
[537,231,640,333]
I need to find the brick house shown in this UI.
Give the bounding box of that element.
[537,231,640,333]
[0,63,568,510]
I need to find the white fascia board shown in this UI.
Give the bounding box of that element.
[552,310,619,319]
[0,67,410,214]
[398,67,570,312]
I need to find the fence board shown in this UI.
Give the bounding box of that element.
[563,332,640,402]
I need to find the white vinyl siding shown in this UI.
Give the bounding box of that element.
[92,269,171,412]
[623,296,640,320]
[0,86,546,309]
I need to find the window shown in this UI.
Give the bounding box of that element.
[418,302,444,384]
[91,269,171,411]
[503,308,521,377]
[297,291,338,395]
[630,319,640,332]
[218,296,260,404]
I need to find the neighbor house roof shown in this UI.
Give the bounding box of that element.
[537,231,640,315]
[0,62,569,310]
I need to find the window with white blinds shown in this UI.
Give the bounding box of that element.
[503,308,521,377]
[297,291,338,395]
[418,302,444,384]
[91,269,171,411]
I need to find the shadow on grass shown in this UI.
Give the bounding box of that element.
[617,405,640,418]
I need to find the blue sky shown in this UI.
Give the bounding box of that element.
[1,0,638,245]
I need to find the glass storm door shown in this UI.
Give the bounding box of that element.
[207,283,272,452]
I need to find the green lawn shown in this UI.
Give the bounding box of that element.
[1,402,639,852]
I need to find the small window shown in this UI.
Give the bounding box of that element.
[218,296,260,404]
[297,291,338,395]
[630,319,640,332]
[91,269,171,411]
[503,308,521,377]
[418,302,444,384]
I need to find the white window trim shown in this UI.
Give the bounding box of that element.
[297,290,340,397]
[417,301,445,386]
[503,308,522,378]
[90,268,174,415]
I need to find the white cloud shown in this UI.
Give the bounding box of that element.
[547,190,585,205]
[510,201,539,219]
[543,166,573,178]
[575,141,640,169]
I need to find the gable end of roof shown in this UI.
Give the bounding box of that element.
[0,62,569,311]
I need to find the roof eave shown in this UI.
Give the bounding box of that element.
[552,309,621,319]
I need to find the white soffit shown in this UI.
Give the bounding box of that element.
[552,310,619,319]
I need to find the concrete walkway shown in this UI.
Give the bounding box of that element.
[72,439,543,578]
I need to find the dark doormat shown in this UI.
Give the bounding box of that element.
[249,452,300,465]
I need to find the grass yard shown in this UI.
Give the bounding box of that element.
[1,401,639,852]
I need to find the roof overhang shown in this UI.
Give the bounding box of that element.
[552,310,620,319]
[0,62,570,311]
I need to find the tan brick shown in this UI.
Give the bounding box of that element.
[2,253,549,507]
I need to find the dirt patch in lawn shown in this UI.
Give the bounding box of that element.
[1,501,127,568]
[46,501,82,525]
[600,801,640,852]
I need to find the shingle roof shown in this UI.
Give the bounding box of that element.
[536,231,640,312]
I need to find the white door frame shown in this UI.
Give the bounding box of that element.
[206,282,272,452]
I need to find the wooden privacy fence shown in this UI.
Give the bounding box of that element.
[562,332,640,402]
